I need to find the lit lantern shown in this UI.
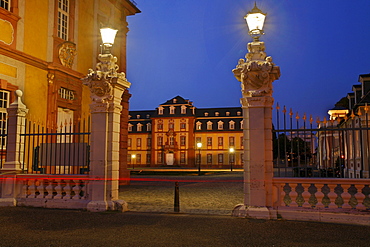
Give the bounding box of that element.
[100,27,118,54]
[244,3,266,41]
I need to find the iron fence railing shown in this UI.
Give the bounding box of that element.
[273,105,370,178]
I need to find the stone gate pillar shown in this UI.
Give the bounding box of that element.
[82,53,131,212]
[232,41,280,219]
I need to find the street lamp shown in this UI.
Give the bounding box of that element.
[244,2,266,42]
[100,27,118,54]
[196,142,202,176]
[229,147,235,171]
[131,154,136,169]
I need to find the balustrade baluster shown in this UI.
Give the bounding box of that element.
[327,184,338,208]
[36,180,45,198]
[301,183,311,208]
[45,180,54,199]
[289,183,298,207]
[64,180,72,199]
[341,184,352,209]
[72,180,81,200]
[54,180,63,199]
[28,179,37,198]
[354,185,366,210]
[315,185,325,208]
[22,180,29,198]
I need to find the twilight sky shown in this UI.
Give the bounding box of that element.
[126,0,370,119]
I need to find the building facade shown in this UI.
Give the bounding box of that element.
[128,96,244,169]
[0,0,140,178]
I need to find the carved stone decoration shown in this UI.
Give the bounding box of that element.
[58,41,77,68]
[232,41,280,97]
[82,54,130,104]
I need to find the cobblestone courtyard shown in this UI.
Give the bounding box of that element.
[119,171,244,215]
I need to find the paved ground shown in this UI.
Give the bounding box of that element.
[0,207,369,246]
[119,171,244,215]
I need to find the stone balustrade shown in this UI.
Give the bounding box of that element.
[273,178,370,210]
[16,175,89,209]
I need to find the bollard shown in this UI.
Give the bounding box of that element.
[174,182,180,212]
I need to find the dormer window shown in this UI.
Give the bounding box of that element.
[137,115,140,119]
[173,98,177,103]
[137,123,143,132]
[147,123,152,131]
[226,112,230,116]
[146,114,150,119]
[207,121,213,130]
[181,105,186,114]
[215,112,219,116]
[237,111,241,116]
[128,123,133,132]
[170,106,175,114]
[218,121,224,130]
[240,120,244,129]
[204,112,209,116]
[128,115,131,119]
[158,106,164,115]
[196,121,202,130]
[229,120,235,130]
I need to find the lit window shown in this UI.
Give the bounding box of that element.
[207,121,212,130]
[218,121,224,130]
[169,136,174,145]
[128,123,133,132]
[170,106,175,114]
[218,137,223,146]
[215,112,219,116]
[196,137,201,144]
[58,0,69,40]
[237,111,241,116]
[157,122,163,131]
[218,154,223,164]
[0,0,10,11]
[127,138,131,147]
[180,136,186,146]
[229,121,235,130]
[204,112,209,116]
[158,106,164,115]
[146,123,152,131]
[226,112,230,116]
[207,137,212,146]
[137,138,141,147]
[181,105,186,114]
[196,121,202,130]
[0,90,9,148]
[229,137,235,146]
[137,123,142,132]
[207,154,212,164]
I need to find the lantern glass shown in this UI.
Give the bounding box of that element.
[197,142,202,149]
[100,27,118,45]
[245,12,266,34]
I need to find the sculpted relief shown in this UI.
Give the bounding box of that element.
[233,41,280,97]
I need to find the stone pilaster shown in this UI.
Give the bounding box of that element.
[232,41,280,219]
[82,54,131,212]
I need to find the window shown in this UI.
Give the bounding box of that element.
[229,153,235,163]
[128,123,132,132]
[136,154,141,164]
[204,112,209,116]
[137,123,142,132]
[127,138,131,147]
[240,120,244,129]
[158,106,164,115]
[237,111,241,116]
[169,122,174,130]
[218,121,224,130]
[137,138,141,147]
[169,136,174,145]
[180,136,186,146]
[207,137,212,146]
[158,152,163,164]
[180,122,186,129]
[215,112,219,116]
[180,152,186,164]
[207,121,213,130]
[157,136,163,146]
[229,120,235,130]
[146,123,152,131]
[0,90,9,148]
[181,105,186,114]
[218,137,223,146]
[0,0,10,11]
[196,121,202,130]
[218,154,223,164]
[229,137,235,146]
[207,154,212,164]
[170,106,175,114]
[195,137,201,144]
[157,122,163,131]
[127,155,131,163]
[147,138,151,147]
[146,154,151,164]
[58,0,69,40]
[226,112,230,116]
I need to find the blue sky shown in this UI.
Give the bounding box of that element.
[126,0,370,119]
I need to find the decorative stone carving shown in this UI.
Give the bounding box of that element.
[233,41,280,97]
[58,42,77,68]
[82,54,130,104]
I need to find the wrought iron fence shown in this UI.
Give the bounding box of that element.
[20,118,91,175]
[273,105,370,178]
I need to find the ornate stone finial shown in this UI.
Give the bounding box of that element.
[82,54,130,104]
[232,41,280,98]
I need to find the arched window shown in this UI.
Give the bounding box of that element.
[229,120,235,130]
[196,121,202,130]
[207,121,213,130]
[218,121,224,130]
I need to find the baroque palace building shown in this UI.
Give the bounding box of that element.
[0,0,140,180]
[128,96,244,169]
